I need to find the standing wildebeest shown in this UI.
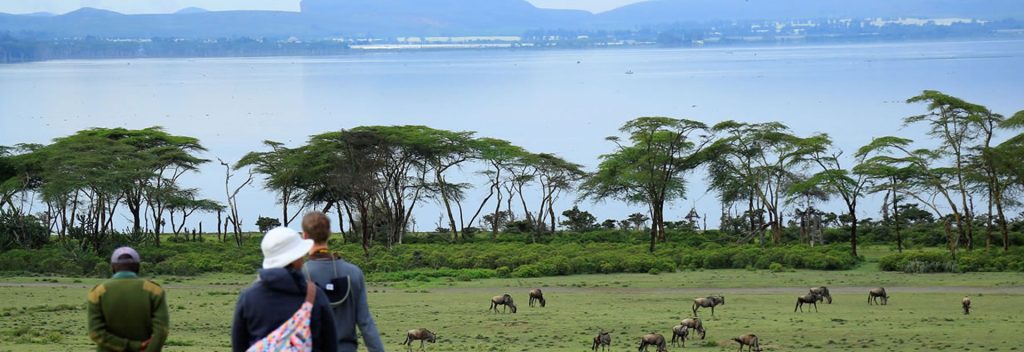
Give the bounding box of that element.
[732,334,762,352]
[679,317,707,340]
[868,287,889,305]
[963,296,971,315]
[529,288,546,307]
[403,328,437,351]
[670,325,689,347]
[490,293,517,313]
[638,333,667,352]
[592,331,612,352]
[810,286,832,304]
[795,292,822,312]
[692,295,725,316]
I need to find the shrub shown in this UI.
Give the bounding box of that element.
[769,262,784,272]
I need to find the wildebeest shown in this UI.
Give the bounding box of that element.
[732,334,762,352]
[490,293,517,313]
[868,287,889,305]
[592,330,612,352]
[795,292,821,312]
[692,295,725,316]
[963,296,971,315]
[403,328,437,351]
[810,286,832,304]
[679,317,707,340]
[529,288,546,307]
[638,333,667,352]
[670,325,689,347]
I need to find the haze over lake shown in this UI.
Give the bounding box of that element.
[2,39,1023,230]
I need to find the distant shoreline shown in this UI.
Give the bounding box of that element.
[3,36,1022,65]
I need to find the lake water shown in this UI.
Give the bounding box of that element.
[2,39,1023,229]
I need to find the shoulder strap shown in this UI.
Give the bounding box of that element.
[305,280,316,304]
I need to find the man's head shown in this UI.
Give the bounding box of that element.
[110,247,140,274]
[301,212,332,244]
[261,227,313,270]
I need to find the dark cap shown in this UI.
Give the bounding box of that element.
[110,247,140,264]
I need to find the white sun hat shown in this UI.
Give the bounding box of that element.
[261,227,314,269]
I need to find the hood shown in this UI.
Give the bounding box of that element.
[257,268,305,294]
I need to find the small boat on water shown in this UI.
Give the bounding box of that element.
[625,70,634,75]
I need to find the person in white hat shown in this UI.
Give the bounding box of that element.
[231,227,338,352]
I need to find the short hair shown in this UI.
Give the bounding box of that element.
[302,212,332,244]
[111,254,140,273]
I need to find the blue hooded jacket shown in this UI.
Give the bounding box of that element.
[231,268,338,352]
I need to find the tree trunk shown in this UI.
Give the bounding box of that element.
[892,181,902,253]
[282,188,290,227]
[435,172,460,241]
[848,208,858,257]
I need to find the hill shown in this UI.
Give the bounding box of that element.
[0,0,1021,38]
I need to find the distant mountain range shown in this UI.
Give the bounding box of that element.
[2,0,1022,38]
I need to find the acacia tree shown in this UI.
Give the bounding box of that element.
[581,117,716,252]
[165,188,222,237]
[78,127,207,241]
[854,151,920,254]
[904,91,988,250]
[237,140,306,226]
[968,107,1014,252]
[302,130,384,255]
[531,153,586,234]
[36,134,137,252]
[709,121,808,245]
[857,136,968,258]
[992,110,1024,250]
[467,138,527,237]
[795,134,869,257]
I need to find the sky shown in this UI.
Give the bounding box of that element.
[0,0,646,15]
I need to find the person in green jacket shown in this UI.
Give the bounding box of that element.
[87,247,169,352]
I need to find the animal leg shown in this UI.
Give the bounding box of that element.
[814,302,818,312]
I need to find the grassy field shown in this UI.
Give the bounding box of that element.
[2,265,1023,352]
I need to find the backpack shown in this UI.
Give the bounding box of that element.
[306,255,351,308]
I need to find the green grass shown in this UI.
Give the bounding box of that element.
[1,266,1023,351]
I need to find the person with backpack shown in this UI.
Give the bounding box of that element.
[232,227,338,352]
[301,212,385,352]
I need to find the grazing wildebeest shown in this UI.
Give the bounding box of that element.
[638,333,667,352]
[403,328,437,351]
[810,286,832,304]
[679,317,707,340]
[795,292,822,312]
[868,287,889,305]
[529,288,546,307]
[670,325,689,347]
[692,295,725,316]
[732,334,762,352]
[490,293,517,313]
[592,330,612,352]
[963,296,971,315]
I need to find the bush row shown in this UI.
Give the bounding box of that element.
[0,235,861,279]
[879,248,1024,273]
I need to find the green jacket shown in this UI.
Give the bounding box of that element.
[87,271,169,352]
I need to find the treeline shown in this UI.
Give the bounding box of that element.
[0,34,351,64]
[1,91,1023,262]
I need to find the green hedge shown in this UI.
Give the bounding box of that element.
[879,248,1024,273]
[0,234,860,279]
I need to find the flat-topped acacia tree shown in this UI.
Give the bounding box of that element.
[581,117,716,253]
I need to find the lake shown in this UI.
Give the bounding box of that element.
[1,39,1022,229]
